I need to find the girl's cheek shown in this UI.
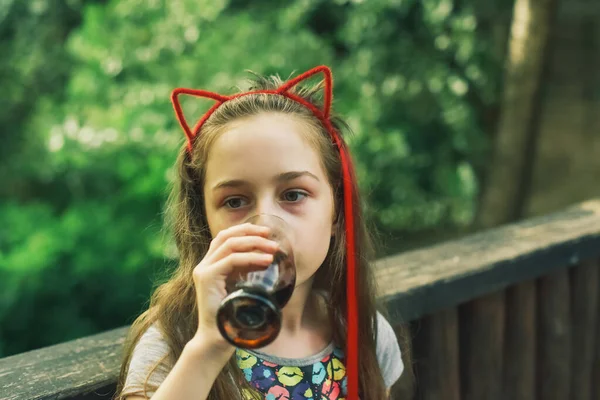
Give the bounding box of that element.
[218,211,247,227]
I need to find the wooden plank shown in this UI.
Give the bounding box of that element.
[538,269,572,400]
[570,260,599,400]
[377,200,600,324]
[460,291,505,400]
[412,307,461,400]
[71,383,116,399]
[0,326,128,400]
[503,281,537,400]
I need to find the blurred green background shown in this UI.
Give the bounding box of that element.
[1,0,598,358]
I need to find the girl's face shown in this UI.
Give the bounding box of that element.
[203,112,336,287]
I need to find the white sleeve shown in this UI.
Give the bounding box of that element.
[376,312,404,388]
[121,324,173,398]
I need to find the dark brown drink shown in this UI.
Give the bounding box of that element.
[217,244,296,349]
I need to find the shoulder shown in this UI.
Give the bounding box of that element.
[121,322,174,398]
[131,322,172,366]
[375,311,404,388]
[313,291,404,387]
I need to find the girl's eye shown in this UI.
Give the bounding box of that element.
[224,197,247,209]
[282,190,307,202]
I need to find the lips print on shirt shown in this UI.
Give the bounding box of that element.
[237,349,258,369]
[291,382,314,399]
[312,362,327,385]
[321,378,341,399]
[277,366,304,386]
[326,358,346,381]
[236,346,347,399]
[267,386,291,400]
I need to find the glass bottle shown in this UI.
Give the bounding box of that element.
[216,214,296,349]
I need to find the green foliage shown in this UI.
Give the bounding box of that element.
[0,0,506,356]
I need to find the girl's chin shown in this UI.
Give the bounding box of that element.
[290,274,317,291]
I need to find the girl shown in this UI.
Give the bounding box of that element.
[115,66,403,400]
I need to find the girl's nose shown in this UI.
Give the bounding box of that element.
[255,198,282,220]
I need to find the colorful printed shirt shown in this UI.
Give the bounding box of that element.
[120,312,402,399]
[236,343,348,399]
[235,311,403,399]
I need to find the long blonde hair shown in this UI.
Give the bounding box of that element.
[114,72,388,399]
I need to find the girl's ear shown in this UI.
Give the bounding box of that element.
[276,65,333,119]
[171,88,229,152]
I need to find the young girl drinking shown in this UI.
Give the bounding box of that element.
[115,66,403,400]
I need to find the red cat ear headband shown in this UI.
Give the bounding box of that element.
[171,66,360,399]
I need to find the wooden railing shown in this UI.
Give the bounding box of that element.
[1,199,599,400]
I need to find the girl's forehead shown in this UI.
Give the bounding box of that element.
[204,113,327,184]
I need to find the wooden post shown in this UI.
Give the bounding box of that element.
[460,291,505,400]
[412,308,461,400]
[503,281,537,400]
[538,269,572,400]
[592,259,600,400]
[570,260,599,400]
[391,323,416,400]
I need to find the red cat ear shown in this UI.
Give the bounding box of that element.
[171,89,229,152]
[276,65,333,119]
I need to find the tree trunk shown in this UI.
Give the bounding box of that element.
[476,0,558,229]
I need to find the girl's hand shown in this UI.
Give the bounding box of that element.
[191,223,279,351]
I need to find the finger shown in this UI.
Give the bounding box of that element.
[209,235,279,264]
[211,252,274,277]
[208,223,271,254]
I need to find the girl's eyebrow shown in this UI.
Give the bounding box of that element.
[212,170,320,191]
